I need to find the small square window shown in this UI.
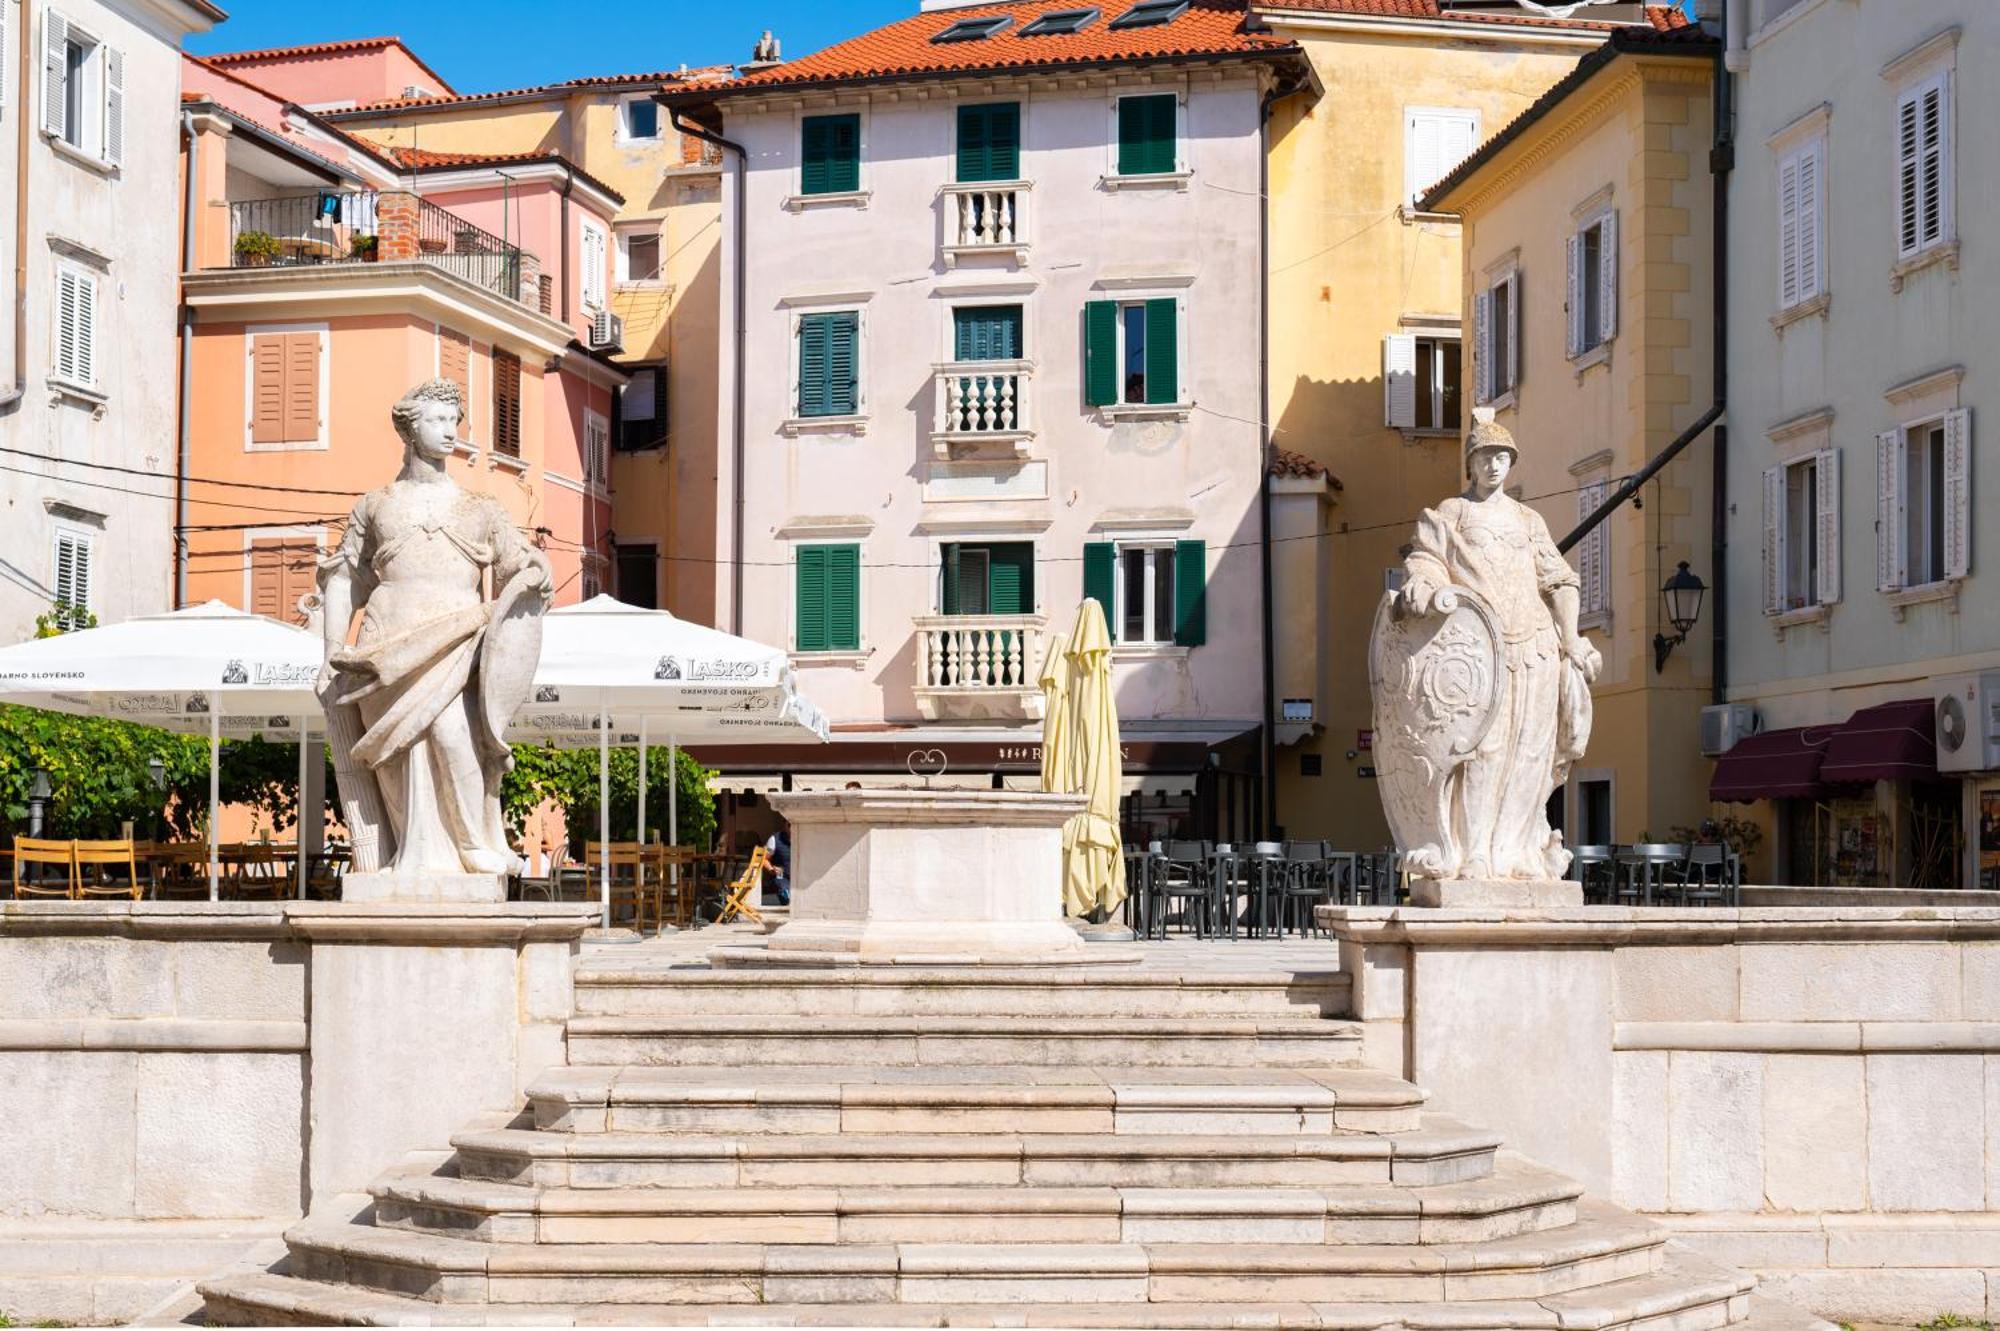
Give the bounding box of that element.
[624,98,660,140]
[1021,7,1099,34]
[622,231,661,283]
[1109,0,1188,29]
[933,15,1013,42]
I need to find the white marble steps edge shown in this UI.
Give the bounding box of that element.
[526,1064,1425,1135]
[263,1202,1673,1306]
[366,1155,1584,1247]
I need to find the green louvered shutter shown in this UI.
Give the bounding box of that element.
[798,316,829,416]
[1083,301,1118,407]
[941,545,962,615]
[802,114,860,195]
[826,544,861,650]
[1083,541,1116,642]
[956,103,1021,183]
[988,543,1033,615]
[827,312,858,414]
[1144,298,1178,405]
[1118,93,1177,176]
[796,546,829,651]
[1173,538,1206,647]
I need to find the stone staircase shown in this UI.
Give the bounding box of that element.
[197,953,1830,1327]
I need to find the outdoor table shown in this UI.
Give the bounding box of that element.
[1614,844,1687,906]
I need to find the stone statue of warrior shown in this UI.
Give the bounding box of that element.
[1369,409,1601,903]
[317,378,551,889]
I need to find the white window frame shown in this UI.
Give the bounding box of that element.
[1473,261,1520,406]
[791,538,868,657]
[1762,448,1841,616]
[40,9,118,167]
[50,258,97,392]
[1404,106,1480,208]
[616,225,664,287]
[1892,67,1954,263]
[242,321,330,452]
[50,523,94,615]
[1877,409,1970,593]
[784,300,870,433]
[942,295,1033,364]
[1113,539,1181,646]
[1104,84,1191,187]
[582,409,610,495]
[1384,330,1462,433]
[787,105,871,209]
[928,534,1041,619]
[1565,207,1617,360]
[580,219,609,312]
[619,95,661,143]
[1101,293,1188,411]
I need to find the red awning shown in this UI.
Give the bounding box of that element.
[1820,698,1938,784]
[1708,725,1838,803]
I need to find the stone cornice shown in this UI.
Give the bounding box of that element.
[0,900,599,945]
[1323,904,2000,947]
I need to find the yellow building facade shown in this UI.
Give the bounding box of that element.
[324,69,729,622]
[1258,3,1675,846]
[1425,27,1719,848]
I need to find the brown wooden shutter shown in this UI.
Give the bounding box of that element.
[439,329,471,402]
[283,332,320,444]
[493,349,522,457]
[250,335,286,444]
[251,538,319,623]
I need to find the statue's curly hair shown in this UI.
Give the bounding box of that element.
[390,377,465,447]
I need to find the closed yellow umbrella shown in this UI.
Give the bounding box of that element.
[1061,599,1126,920]
[1036,628,1074,796]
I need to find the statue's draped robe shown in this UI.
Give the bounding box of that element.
[1404,494,1589,880]
[319,489,545,875]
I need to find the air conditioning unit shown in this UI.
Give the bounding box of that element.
[1699,703,1761,756]
[589,310,624,352]
[1934,672,2000,773]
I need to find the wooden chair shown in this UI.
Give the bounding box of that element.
[586,841,652,931]
[228,843,286,899]
[649,845,697,928]
[73,838,147,901]
[11,837,75,899]
[153,843,213,899]
[717,845,769,925]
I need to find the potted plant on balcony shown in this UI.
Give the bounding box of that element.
[349,234,379,262]
[417,235,449,256]
[232,230,280,267]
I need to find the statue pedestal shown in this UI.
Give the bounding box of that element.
[713,789,1130,967]
[1408,878,1582,909]
[341,870,506,904]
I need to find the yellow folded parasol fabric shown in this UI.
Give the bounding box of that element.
[1060,599,1126,919]
[1037,628,1074,797]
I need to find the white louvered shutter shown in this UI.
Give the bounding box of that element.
[1,0,10,125]
[1383,334,1416,428]
[53,532,91,611]
[1576,480,1608,615]
[1777,150,1801,309]
[1877,428,1904,591]
[1815,447,1840,605]
[1407,112,1440,206]
[1944,408,1971,579]
[54,266,93,386]
[1505,270,1521,392]
[1796,143,1821,304]
[1473,288,1493,404]
[1598,211,1618,341]
[102,44,122,165]
[1762,465,1784,615]
[1564,233,1583,358]
[41,8,66,139]
[582,225,606,309]
[1897,76,1950,258]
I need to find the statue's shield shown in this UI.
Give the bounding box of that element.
[477,567,546,763]
[1367,587,1503,875]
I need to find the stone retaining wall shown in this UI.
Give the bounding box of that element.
[0,900,595,1325]
[1326,904,2000,1325]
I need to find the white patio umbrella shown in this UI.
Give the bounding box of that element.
[0,601,324,899]
[508,596,831,927]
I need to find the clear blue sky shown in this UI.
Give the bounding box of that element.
[186,0,917,91]
[186,0,1694,95]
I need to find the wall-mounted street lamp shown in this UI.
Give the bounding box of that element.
[1653,561,1707,674]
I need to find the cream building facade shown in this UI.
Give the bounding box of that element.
[1257,0,1690,848]
[0,0,223,643]
[1719,0,1994,889]
[1424,24,1719,850]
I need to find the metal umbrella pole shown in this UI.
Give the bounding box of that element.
[207,705,220,902]
[598,703,611,930]
[296,728,309,900]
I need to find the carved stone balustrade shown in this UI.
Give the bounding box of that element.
[911,614,1046,721]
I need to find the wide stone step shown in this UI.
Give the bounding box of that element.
[450,1117,1503,1190]
[268,1205,1666,1307]
[562,1014,1364,1068]
[370,1157,1580,1247]
[527,1064,1425,1136]
[572,965,1349,1020]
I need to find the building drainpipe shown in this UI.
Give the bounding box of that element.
[558,163,575,325]
[3,0,32,415]
[669,106,748,634]
[1708,4,1734,707]
[174,109,199,608]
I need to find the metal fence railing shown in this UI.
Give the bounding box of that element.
[225,191,526,304]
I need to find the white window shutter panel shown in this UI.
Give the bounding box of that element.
[1877,428,1904,591]
[1382,333,1416,428]
[1473,289,1492,403]
[1944,407,1971,579]
[1598,211,1618,341]
[1564,233,1583,358]
[1407,112,1437,205]
[1797,144,1821,303]
[102,45,123,165]
[1,0,10,124]
[41,8,66,139]
[75,270,94,385]
[1506,271,1521,391]
[73,538,90,610]
[1931,76,1953,249]
[1815,447,1841,605]
[1762,465,1784,615]
[1777,152,1801,309]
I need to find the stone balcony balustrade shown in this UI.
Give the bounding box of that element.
[939,180,1031,267]
[911,613,1046,721]
[931,361,1035,458]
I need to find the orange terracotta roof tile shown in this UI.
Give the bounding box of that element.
[204,35,405,63]
[332,65,735,116]
[1255,0,1688,30]
[701,0,1297,96]
[360,142,626,204]
[1270,447,1342,487]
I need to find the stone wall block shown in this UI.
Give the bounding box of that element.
[0,1052,138,1219]
[1763,1054,1866,1212]
[1758,1269,1987,1325]
[1742,943,1961,1023]
[1614,945,1739,1023]
[519,940,575,1024]
[1339,938,1408,1022]
[1866,1053,1985,1212]
[1961,945,2000,1020]
[134,1052,304,1219]
[1612,1050,1668,1211]
[169,940,307,1022]
[0,938,173,1020]
[1666,1050,1764,1212]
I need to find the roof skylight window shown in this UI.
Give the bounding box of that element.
[1020,7,1101,35]
[933,14,1015,42]
[1109,0,1189,28]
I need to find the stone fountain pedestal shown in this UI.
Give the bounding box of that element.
[1408,878,1582,908]
[713,788,1133,967]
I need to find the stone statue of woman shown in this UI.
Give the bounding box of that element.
[317,378,552,896]
[1369,410,1601,906]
